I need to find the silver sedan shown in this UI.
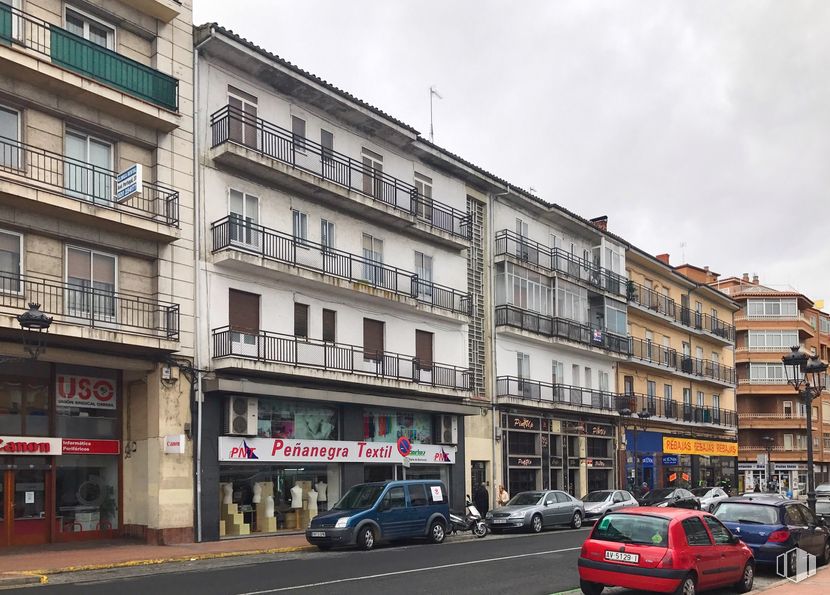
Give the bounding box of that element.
[485,490,584,533]
[580,489,639,519]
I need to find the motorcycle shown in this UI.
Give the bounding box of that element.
[448,495,487,538]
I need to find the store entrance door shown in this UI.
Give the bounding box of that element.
[1,459,52,547]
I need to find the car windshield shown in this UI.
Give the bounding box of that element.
[508,492,544,506]
[714,502,779,525]
[333,484,385,510]
[583,491,612,503]
[691,488,712,496]
[592,513,669,547]
[641,489,674,502]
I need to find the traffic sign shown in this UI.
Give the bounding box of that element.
[396,436,412,457]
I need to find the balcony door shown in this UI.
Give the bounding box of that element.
[228,87,258,149]
[64,130,112,203]
[0,105,20,169]
[228,289,259,357]
[228,189,260,249]
[65,8,115,49]
[66,247,116,323]
[361,148,384,200]
[415,330,433,383]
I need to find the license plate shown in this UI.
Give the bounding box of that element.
[605,551,639,563]
[492,519,507,524]
[311,531,326,537]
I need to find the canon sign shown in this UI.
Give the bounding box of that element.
[56,374,117,410]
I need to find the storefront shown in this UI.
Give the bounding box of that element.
[502,413,615,498]
[0,363,122,547]
[738,463,808,495]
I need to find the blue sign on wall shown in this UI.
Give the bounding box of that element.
[641,456,655,466]
[662,455,679,466]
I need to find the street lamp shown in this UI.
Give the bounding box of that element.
[17,302,53,359]
[620,406,652,492]
[783,346,828,513]
[761,436,775,493]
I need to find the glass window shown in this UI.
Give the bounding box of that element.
[715,502,780,524]
[65,8,114,49]
[291,116,306,152]
[0,105,20,168]
[382,486,406,510]
[362,233,384,284]
[64,130,113,202]
[0,229,21,293]
[292,210,308,243]
[591,513,669,547]
[555,491,571,503]
[495,262,554,315]
[363,407,433,444]
[682,517,712,546]
[56,455,119,533]
[256,399,338,440]
[605,300,627,335]
[557,279,587,323]
[414,173,433,221]
[320,219,335,249]
[66,246,116,320]
[0,364,50,436]
[229,189,259,247]
[56,366,119,439]
[408,484,428,507]
[414,251,433,300]
[703,516,733,544]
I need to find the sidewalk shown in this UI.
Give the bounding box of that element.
[0,532,313,586]
[763,565,830,594]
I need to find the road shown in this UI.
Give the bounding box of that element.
[16,527,786,595]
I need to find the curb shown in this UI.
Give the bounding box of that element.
[0,572,48,587]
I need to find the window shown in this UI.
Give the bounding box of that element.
[0,105,20,168]
[408,484,428,507]
[748,330,799,350]
[784,434,793,450]
[228,289,259,351]
[516,218,528,237]
[821,317,830,335]
[228,86,258,148]
[697,391,704,407]
[599,371,609,393]
[362,233,384,284]
[381,486,406,510]
[517,353,530,378]
[683,388,691,406]
[66,247,116,320]
[415,330,433,370]
[784,401,793,417]
[322,309,336,343]
[572,364,580,387]
[664,384,673,401]
[682,341,691,357]
[229,189,259,247]
[495,262,554,315]
[555,492,571,503]
[646,381,655,412]
[291,115,306,153]
[414,173,433,221]
[784,505,805,526]
[65,130,113,202]
[796,434,806,450]
[65,8,114,49]
[557,279,588,323]
[713,394,720,411]
[605,300,627,335]
[294,303,309,338]
[824,433,830,450]
[414,251,433,300]
[361,148,383,198]
[682,517,712,546]
[703,516,733,544]
[292,210,308,244]
[746,299,798,318]
[363,318,384,361]
[0,229,21,293]
[320,128,334,157]
[320,219,335,249]
[749,363,786,382]
[584,367,592,390]
[552,360,563,385]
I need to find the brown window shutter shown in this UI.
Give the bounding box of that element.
[322,309,336,342]
[416,330,433,370]
[229,289,260,333]
[363,318,384,360]
[294,303,309,338]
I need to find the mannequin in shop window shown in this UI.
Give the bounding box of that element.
[316,478,327,509]
[291,483,303,509]
[308,487,318,517]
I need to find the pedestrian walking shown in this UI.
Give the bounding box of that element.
[497,484,510,507]
[473,482,489,516]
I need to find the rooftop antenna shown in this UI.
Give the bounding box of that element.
[429,85,442,142]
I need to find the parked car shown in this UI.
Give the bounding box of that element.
[815,483,830,498]
[305,480,449,551]
[485,490,584,533]
[578,508,754,595]
[816,499,830,524]
[581,490,638,519]
[638,488,700,510]
[712,496,830,571]
[691,486,730,512]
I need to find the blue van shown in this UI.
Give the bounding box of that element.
[305,480,450,551]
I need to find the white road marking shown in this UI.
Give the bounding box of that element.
[235,546,581,594]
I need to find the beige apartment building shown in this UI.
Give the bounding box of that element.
[0,0,194,546]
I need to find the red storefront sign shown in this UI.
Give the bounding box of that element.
[61,439,120,455]
[0,436,63,455]
[56,374,117,410]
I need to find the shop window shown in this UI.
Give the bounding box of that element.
[256,399,337,440]
[587,437,609,458]
[55,366,119,439]
[0,363,50,436]
[508,431,538,456]
[56,454,118,534]
[363,407,433,444]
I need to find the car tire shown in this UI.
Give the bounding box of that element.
[571,511,583,529]
[357,525,376,551]
[673,573,696,595]
[734,560,754,593]
[429,519,446,544]
[316,545,331,552]
[579,579,603,595]
[530,514,543,533]
[820,539,830,566]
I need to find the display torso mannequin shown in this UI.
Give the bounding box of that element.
[252,483,262,504]
[316,481,327,502]
[265,495,275,518]
[222,483,233,505]
[290,484,303,509]
[307,489,318,515]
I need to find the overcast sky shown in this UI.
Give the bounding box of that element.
[194,1,830,302]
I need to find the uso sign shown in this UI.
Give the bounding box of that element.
[56,374,117,410]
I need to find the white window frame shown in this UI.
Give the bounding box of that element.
[64,128,114,202]
[0,228,23,295]
[0,104,21,169]
[227,188,260,248]
[320,219,335,249]
[64,6,116,50]
[64,244,118,322]
[414,172,433,220]
[414,250,433,301]
[292,209,308,245]
[552,360,563,385]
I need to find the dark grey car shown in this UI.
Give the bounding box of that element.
[485,490,584,533]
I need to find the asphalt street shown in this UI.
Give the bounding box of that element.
[12,526,787,595]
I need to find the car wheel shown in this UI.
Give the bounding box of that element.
[429,519,446,544]
[734,560,754,593]
[820,540,830,566]
[530,514,543,533]
[316,545,331,551]
[571,511,583,529]
[579,579,603,595]
[357,525,375,551]
[673,573,696,595]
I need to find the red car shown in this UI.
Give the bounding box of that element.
[578,507,754,595]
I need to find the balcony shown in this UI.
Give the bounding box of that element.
[494,230,627,299]
[627,280,735,343]
[628,336,736,386]
[211,216,470,317]
[0,6,178,130]
[618,392,737,427]
[212,326,471,393]
[737,413,807,430]
[494,305,630,356]
[0,137,179,238]
[0,272,178,345]
[209,105,470,244]
[735,312,816,338]
[496,376,617,412]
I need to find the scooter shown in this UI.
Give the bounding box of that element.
[448,495,487,538]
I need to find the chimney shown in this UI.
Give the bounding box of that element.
[656,253,670,265]
[752,274,759,285]
[589,216,608,231]
[742,273,750,282]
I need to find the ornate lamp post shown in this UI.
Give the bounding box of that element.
[761,435,775,492]
[17,302,53,359]
[782,346,828,513]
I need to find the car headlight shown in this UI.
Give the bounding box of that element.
[335,516,350,528]
[509,512,525,518]
[485,512,493,519]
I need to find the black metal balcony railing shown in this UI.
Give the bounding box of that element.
[626,280,735,342]
[210,105,470,240]
[628,336,736,384]
[495,305,630,355]
[0,136,179,226]
[495,376,737,427]
[211,216,471,315]
[212,326,471,391]
[0,272,178,340]
[494,230,627,299]
[0,5,178,110]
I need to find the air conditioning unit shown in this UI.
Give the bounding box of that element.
[438,415,458,445]
[225,396,258,436]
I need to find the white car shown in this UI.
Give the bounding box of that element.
[580,489,639,519]
[690,486,729,511]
